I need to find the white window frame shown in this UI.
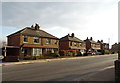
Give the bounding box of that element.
[34,37,39,43]
[46,38,51,44]
[24,36,28,42]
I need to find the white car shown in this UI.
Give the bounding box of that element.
[0,55,4,60]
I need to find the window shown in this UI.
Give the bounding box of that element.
[34,37,39,43]
[70,42,72,46]
[46,39,51,44]
[54,40,58,45]
[74,42,77,46]
[79,43,82,46]
[24,36,28,42]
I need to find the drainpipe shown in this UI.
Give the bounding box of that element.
[4,46,6,57]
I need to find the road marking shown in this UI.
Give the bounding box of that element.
[99,65,114,71]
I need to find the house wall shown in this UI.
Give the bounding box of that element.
[41,38,59,47]
[7,35,20,46]
[69,42,86,49]
[19,35,59,48]
[92,43,101,49]
[59,41,69,50]
[20,35,41,45]
[59,41,86,50]
[86,41,91,52]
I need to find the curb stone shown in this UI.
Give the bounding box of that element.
[1,54,115,66]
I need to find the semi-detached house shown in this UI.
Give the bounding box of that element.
[59,33,86,55]
[7,24,59,57]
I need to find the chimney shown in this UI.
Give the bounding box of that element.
[86,37,88,40]
[90,37,92,40]
[97,40,100,43]
[35,23,40,30]
[101,40,103,42]
[31,25,34,29]
[67,33,70,36]
[71,33,74,37]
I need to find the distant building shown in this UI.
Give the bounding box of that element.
[84,37,101,53]
[97,40,109,54]
[59,33,86,56]
[111,43,119,54]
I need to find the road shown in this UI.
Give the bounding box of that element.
[2,54,117,81]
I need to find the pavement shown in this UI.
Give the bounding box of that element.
[1,54,115,66]
[2,54,117,81]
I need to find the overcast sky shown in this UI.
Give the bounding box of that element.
[1,0,119,47]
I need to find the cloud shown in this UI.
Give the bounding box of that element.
[2,1,118,45]
[2,2,117,29]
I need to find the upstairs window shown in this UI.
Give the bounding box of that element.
[70,42,72,46]
[79,43,82,46]
[24,36,28,42]
[46,39,51,44]
[74,42,77,46]
[54,40,58,45]
[34,37,39,43]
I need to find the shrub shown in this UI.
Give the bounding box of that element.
[23,56,34,60]
[59,51,66,56]
[50,52,60,57]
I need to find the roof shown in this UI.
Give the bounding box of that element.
[7,27,59,39]
[84,39,98,44]
[60,34,83,42]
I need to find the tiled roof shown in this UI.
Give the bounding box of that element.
[84,39,98,44]
[7,27,59,39]
[60,35,83,42]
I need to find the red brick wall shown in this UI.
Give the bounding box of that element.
[86,42,91,52]
[59,41,69,50]
[7,35,20,46]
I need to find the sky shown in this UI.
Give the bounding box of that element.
[1,0,119,48]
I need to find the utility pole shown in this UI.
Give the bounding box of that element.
[108,38,110,48]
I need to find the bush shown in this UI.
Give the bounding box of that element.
[50,52,60,57]
[33,56,41,60]
[59,51,66,56]
[23,56,34,60]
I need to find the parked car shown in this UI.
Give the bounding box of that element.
[92,52,96,55]
[96,52,102,55]
[0,55,4,60]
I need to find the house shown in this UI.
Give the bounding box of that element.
[59,33,86,56]
[7,24,59,58]
[103,43,109,54]
[97,40,109,54]
[84,37,101,54]
[111,43,119,54]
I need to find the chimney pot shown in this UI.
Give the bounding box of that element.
[71,33,74,37]
[90,37,93,40]
[31,25,34,29]
[35,23,40,30]
[101,40,103,42]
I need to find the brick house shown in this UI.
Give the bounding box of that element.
[97,40,109,54]
[59,33,86,55]
[7,24,59,57]
[111,43,118,54]
[103,43,109,54]
[84,37,101,53]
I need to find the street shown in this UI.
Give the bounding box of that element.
[2,54,117,81]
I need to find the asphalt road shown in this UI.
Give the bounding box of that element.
[2,54,118,81]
